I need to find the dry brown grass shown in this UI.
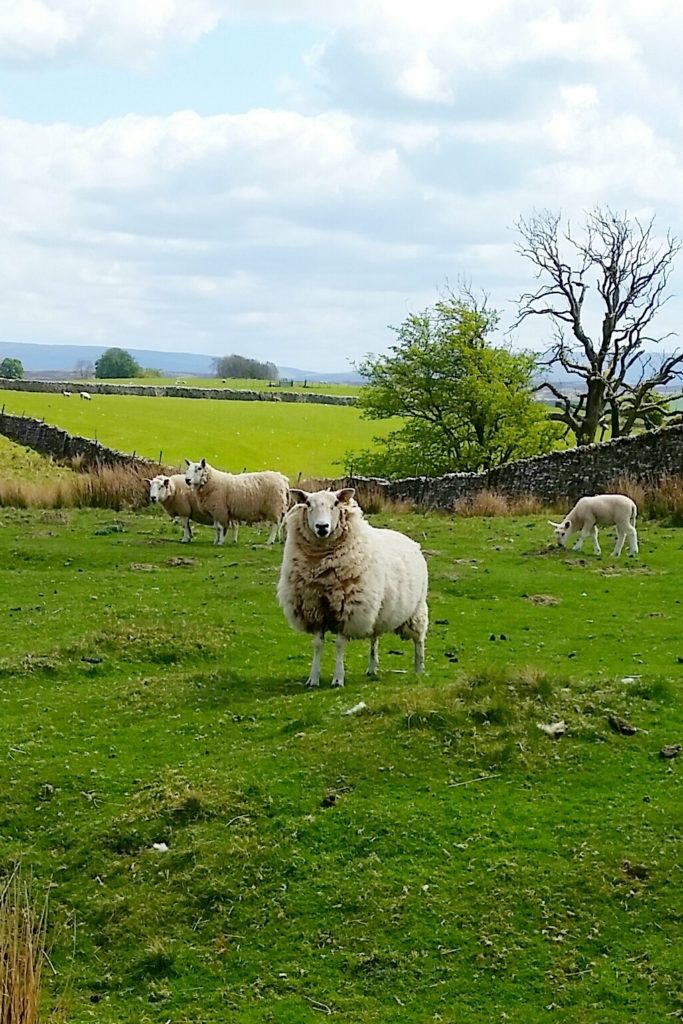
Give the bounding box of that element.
[295,477,415,515]
[609,475,683,525]
[453,490,545,518]
[0,872,48,1024]
[0,463,160,511]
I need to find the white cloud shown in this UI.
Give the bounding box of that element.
[2,1,683,367]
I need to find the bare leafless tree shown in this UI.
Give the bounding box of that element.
[515,208,682,445]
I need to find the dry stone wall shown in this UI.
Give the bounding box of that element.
[1,409,681,503]
[0,377,356,406]
[0,411,159,471]
[348,423,683,507]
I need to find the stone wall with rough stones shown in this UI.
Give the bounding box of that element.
[0,377,357,406]
[346,423,683,507]
[1,409,681,502]
[0,411,161,471]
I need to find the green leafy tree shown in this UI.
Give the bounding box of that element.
[346,295,560,479]
[0,357,24,379]
[211,354,279,381]
[95,348,142,379]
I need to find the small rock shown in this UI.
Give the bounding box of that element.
[537,721,567,740]
[151,842,169,852]
[659,744,681,760]
[341,701,368,717]
[608,714,637,736]
[622,860,649,880]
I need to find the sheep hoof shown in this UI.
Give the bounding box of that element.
[366,669,378,679]
[305,677,320,689]
[331,678,345,688]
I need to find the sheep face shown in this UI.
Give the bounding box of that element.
[184,458,206,487]
[149,476,171,503]
[548,518,573,547]
[290,487,355,540]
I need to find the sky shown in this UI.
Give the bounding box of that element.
[1,1,683,372]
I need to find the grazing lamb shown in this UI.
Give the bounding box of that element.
[278,487,428,688]
[62,390,71,397]
[79,391,92,401]
[148,474,215,543]
[549,494,638,557]
[184,459,288,545]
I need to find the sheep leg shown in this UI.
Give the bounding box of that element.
[181,517,192,544]
[231,522,239,544]
[331,634,346,688]
[627,525,639,556]
[267,521,278,545]
[214,522,225,546]
[414,635,426,674]
[572,527,590,552]
[591,525,601,555]
[367,637,379,677]
[306,632,324,688]
[612,527,626,558]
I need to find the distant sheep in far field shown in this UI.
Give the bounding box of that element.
[184,458,288,545]
[278,488,428,688]
[79,391,92,400]
[175,379,186,385]
[62,390,71,397]
[549,494,638,557]
[148,474,215,544]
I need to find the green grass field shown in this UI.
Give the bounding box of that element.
[0,389,386,478]
[87,376,363,397]
[0,434,74,482]
[0,505,681,1023]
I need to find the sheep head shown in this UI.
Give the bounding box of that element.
[289,487,356,540]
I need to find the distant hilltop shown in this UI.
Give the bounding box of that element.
[0,341,362,385]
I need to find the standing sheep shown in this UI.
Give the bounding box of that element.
[278,487,428,688]
[184,459,288,545]
[148,474,216,543]
[549,494,638,557]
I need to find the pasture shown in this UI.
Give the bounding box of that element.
[85,376,363,397]
[0,389,387,478]
[0,434,74,482]
[0,504,681,1023]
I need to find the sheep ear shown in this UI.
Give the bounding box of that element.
[336,488,355,504]
[289,488,308,505]
[200,458,206,468]
[184,458,190,466]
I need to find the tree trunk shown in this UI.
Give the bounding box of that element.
[576,377,606,445]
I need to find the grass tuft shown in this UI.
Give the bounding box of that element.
[0,871,49,1024]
